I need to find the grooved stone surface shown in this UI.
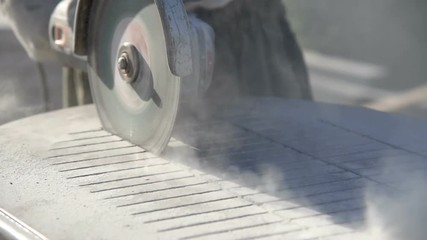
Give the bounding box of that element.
[1,98,427,239]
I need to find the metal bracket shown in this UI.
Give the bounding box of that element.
[155,0,193,77]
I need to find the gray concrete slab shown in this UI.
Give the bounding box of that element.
[1,98,427,239]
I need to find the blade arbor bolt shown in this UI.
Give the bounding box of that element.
[118,54,130,73]
[117,43,140,83]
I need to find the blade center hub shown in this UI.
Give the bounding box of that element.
[117,43,140,83]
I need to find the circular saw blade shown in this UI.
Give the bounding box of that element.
[87,0,181,154]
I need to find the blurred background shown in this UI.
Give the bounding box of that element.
[284,0,427,118]
[0,13,62,124]
[0,0,426,125]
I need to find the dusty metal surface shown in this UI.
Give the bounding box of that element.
[1,98,427,239]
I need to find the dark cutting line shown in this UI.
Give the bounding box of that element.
[363,164,427,182]
[69,128,103,135]
[285,177,364,195]
[202,170,359,192]
[290,209,365,231]
[312,215,365,230]
[194,135,263,148]
[341,163,382,171]
[248,131,347,144]
[281,174,361,190]
[308,230,358,240]
[272,196,364,214]
[159,212,267,232]
[183,134,252,143]
[198,149,291,166]
[197,140,271,152]
[278,168,345,183]
[342,158,425,171]
[281,178,365,194]
[290,206,366,221]
[202,168,341,184]
[79,170,184,186]
[265,186,364,206]
[226,113,261,122]
[179,220,282,240]
[240,229,315,240]
[230,121,387,186]
[56,134,113,143]
[179,131,254,141]
[243,222,357,240]
[333,150,410,164]
[232,159,341,175]
[309,219,365,232]
[131,196,238,215]
[226,160,316,174]
[51,151,146,166]
[174,120,229,129]
[91,175,195,193]
[66,163,171,179]
[144,204,253,223]
[320,119,427,162]
[58,157,160,172]
[179,122,245,131]
[50,139,124,151]
[228,149,315,162]
[117,189,221,207]
[316,146,391,159]
[317,136,379,145]
[212,134,263,142]
[202,145,281,157]
[47,145,135,159]
[108,181,210,200]
[198,146,283,162]
[233,176,363,199]
[177,124,245,139]
[199,145,277,158]
[281,137,376,149]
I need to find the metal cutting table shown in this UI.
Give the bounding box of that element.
[1,98,427,239]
